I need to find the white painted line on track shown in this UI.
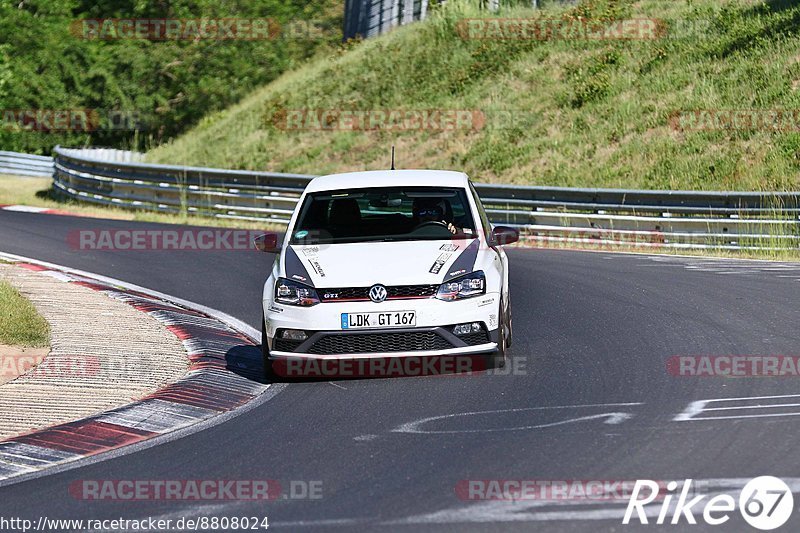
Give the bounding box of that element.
[674,394,800,422]
[1,205,51,213]
[392,403,642,434]
[703,402,800,411]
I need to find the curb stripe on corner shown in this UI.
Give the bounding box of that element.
[0,262,268,481]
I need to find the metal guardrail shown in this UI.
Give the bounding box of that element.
[0,151,54,178]
[51,146,800,251]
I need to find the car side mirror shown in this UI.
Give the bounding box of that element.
[490,226,519,246]
[254,233,281,253]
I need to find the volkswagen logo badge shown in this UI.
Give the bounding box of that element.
[369,284,388,303]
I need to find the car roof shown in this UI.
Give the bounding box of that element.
[304,170,469,193]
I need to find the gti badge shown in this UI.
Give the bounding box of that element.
[369,284,387,303]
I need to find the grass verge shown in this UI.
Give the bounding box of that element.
[0,280,49,348]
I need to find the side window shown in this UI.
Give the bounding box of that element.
[468,182,492,240]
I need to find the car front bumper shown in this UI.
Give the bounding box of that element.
[264,293,500,359]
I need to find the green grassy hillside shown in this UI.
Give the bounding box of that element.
[147,0,800,191]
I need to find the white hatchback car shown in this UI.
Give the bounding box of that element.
[257,170,518,379]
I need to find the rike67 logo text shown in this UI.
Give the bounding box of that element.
[624,477,793,530]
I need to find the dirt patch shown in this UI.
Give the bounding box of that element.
[0,344,49,385]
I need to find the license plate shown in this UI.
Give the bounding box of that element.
[341,311,416,329]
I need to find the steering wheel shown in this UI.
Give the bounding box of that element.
[412,220,450,231]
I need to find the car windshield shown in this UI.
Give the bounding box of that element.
[290,186,478,244]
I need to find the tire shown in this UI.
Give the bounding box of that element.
[261,313,276,382]
[506,293,513,348]
[490,297,509,369]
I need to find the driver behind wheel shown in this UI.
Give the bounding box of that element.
[412,198,460,235]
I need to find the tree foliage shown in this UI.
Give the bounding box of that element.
[0,0,341,154]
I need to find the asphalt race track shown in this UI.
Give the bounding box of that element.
[2,209,800,532]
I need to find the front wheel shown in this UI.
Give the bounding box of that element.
[506,294,513,348]
[490,297,509,369]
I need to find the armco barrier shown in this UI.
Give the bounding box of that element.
[0,151,54,178]
[50,146,800,251]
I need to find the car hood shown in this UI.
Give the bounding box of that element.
[283,239,481,288]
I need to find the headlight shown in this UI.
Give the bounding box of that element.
[274,278,320,307]
[435,271,486,301]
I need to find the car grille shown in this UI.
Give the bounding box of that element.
[318,284,439,302]
[459,330,491,346]
[273,338,304,352]
[307,331,453,355]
